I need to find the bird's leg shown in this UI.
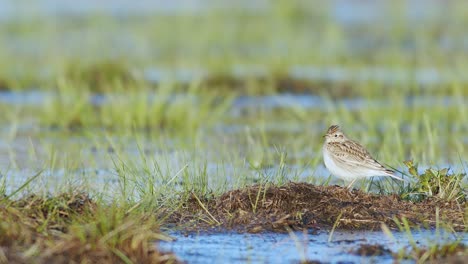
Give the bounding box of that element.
[346,179,357,190]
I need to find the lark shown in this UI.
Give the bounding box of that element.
[322,125,404,189]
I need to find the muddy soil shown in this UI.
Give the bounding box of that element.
[170,182,466,232]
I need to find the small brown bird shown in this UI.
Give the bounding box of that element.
[322,125,404,189]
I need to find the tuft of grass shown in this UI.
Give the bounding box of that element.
[389,217,467,263]
[0,192,178,264]
[63,60,140,93]
[402,242,467,263]
[32,78,234,134]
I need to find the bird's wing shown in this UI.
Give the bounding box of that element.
[327,140,394,174]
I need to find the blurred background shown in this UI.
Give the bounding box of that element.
[0,0,467,193]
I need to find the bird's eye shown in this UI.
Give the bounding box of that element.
[334,134,337,137]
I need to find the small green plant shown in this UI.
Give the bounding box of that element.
[401,160,466,202]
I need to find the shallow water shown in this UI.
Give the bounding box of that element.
[1,90,466,111]
[160,229,467,263]
[143,65,468,86]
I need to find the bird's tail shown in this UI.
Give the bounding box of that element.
[383,169,406,181]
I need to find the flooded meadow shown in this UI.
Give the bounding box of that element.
[0,0,467,263]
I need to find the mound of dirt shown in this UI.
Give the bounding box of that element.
[170,182,466,232]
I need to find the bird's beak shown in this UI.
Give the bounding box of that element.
[322,134,326,138]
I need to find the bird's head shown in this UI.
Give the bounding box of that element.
[324,125,347,143]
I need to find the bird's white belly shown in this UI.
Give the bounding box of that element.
[323,146,363,182]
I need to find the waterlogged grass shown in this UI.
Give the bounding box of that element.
[0,131,466,263]
[63,60,141,93]
[0,162,465,262]
[1,1,468,92]
[257,92,468,165]
[403,242,467,263]
[0,2,467,165]
[383,216,468,263]
[3,78,233,134]
[0,1,467,262]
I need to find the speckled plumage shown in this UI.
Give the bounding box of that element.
[322,125,403,188]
